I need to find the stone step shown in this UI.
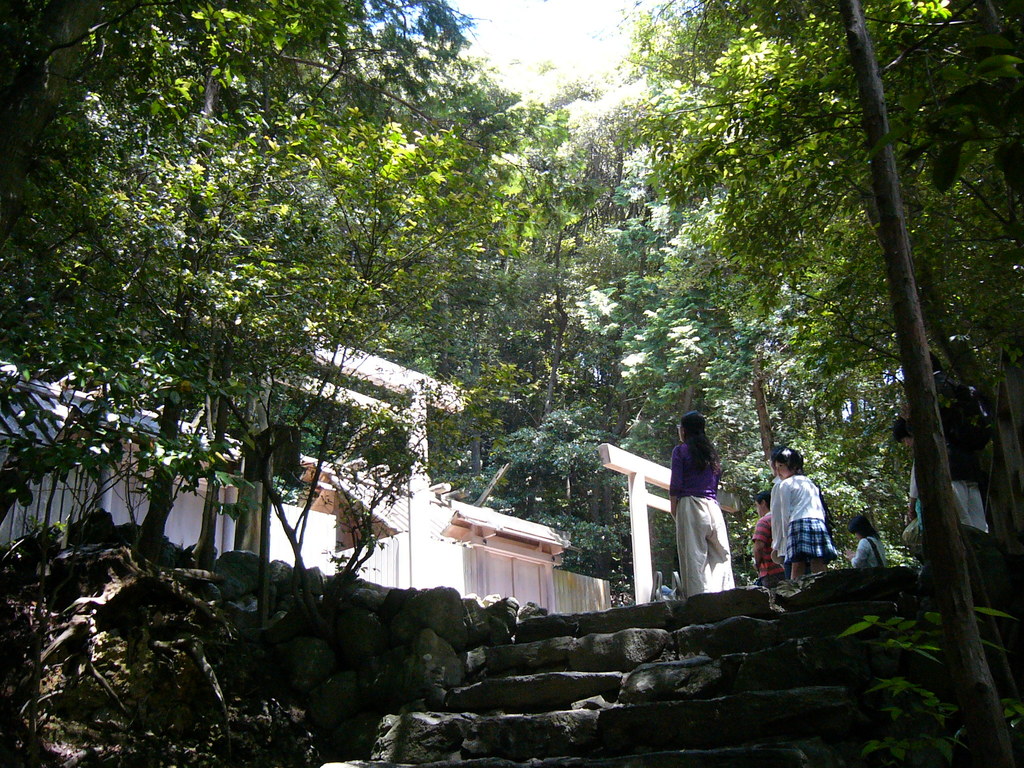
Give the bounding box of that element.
[328,740,836,768]
[457,633,888,717]
[599,686,865,755]
[483,628,671,676]
[515,602,674,644]
[372,687,863,764]
[481,600,897,681]
[620,635,894,703]
[771,567,918,611]
[511,569,916,646]
[467,631,888,713]
[671,588,778,627]
[511,588,788,644]
[673,600,900,658]
[372,710,600,764]
[445,671,623,713]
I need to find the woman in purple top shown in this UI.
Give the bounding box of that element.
[670,411,734,598]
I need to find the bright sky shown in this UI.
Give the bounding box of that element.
[451,0,645,80]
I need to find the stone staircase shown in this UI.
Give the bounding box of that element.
[330,567,921,768]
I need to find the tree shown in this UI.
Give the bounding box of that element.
[633,0,1024,553]
[1,0,516,570]
[633,0,1021,755]
[840,0,1012,759]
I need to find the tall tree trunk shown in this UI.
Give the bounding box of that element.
[679,386,695,416]
[470,353,482,473]
[257,450,273,627]
[613,396,631,438]
[543,307,567,418]
[194,328,231,569]
[838,1,1014,764]
[543,236,568,419]
[588,485,613,578]
[27,479,62,767]
[0,453,28,530]
[260,437,331,638]
[0,0,106,243]
[470,438,482,474]
[752,354,774,461]
[137,395,184,564]
[194,392,230,570]
[990,362,1024,550]
[235,388,270,551]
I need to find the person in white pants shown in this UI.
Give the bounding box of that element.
[669,411,734,598]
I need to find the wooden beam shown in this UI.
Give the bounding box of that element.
[317,348,464,412]
[474,462,511,507]
[599,443,670,489]
[646,492,671,514]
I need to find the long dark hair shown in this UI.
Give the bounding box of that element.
[848,514,879,539]
[680,411,720,473]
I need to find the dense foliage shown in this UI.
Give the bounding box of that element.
[2,0,1021,598]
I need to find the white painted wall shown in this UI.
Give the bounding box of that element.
[351,531,468,593]
[268,504,339,575]
[355,532,404,587]
[351,534,558,609]
[0,465,235,560]
[2,463,581,616]
[553,569,611,613]
[0,467,92,542]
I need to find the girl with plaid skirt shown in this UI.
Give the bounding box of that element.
[769,447,838,578]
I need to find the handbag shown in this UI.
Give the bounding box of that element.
[902,517,923,556]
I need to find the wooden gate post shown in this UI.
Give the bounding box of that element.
[627,471,654,604]
[599,443,672,605]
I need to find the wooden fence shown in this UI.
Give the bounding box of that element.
[552,568,610,613]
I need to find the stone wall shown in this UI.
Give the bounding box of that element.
[209,550,521,758]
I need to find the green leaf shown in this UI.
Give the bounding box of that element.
[996,143,1024,193]
[978,55,1024,74]
[867,124,909,159]
[839,620,874,637]
[974,605,1017,620]
[861,740,885,756]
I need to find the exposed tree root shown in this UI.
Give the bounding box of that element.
[150,636,233,756]
[85,659,128,716]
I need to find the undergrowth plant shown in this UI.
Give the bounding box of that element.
[841,609,1020,766]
